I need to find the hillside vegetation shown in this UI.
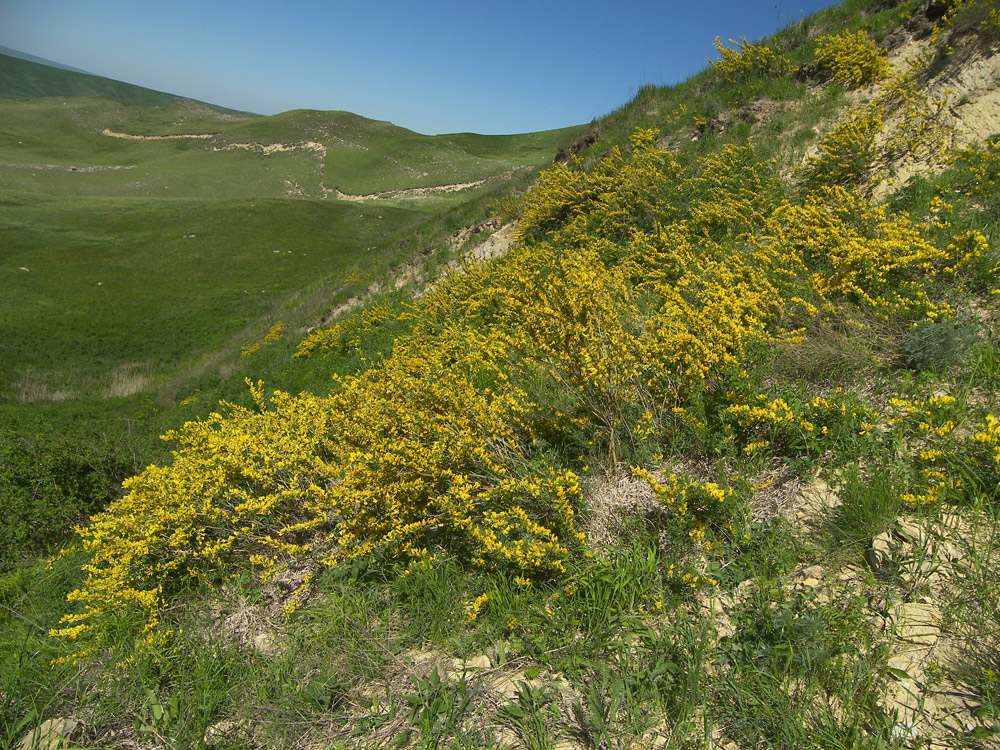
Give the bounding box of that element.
[0,53,238,111]
[3,1,1000,748]
[0,68,581,582]
[0,92,578,404]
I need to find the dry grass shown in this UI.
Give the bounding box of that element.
[15,369,74,402]
[105,362,153,398]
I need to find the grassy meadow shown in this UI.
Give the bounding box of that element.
[3,1,1000,748]
[0,90,578,400]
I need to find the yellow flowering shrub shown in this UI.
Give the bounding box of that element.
[972,414,1000,475]
[514,129,681,243]
[725,389,879,457]
[688,144,784,240]
[760,186,967,319]
[710,36,791,83]
[813,30,889,89]
[804,108,884,191]
[952,137,1000,196]
[877,63,955,161]
[631,466,730,554]
[294,302,398,358]
[240,321,284,358]
[931,0,1000,52]
[51,382,339,648]
[883,395,1000,506]
[56,104,997,659]
[54,353,585,652]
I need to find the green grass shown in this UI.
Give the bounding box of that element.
[0,53,240,111]
[0,93,581,404]
[0,194,424,397]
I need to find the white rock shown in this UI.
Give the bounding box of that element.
[18,718,80,750]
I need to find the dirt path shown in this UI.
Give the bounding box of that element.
[99,129,491,201]
[101,128,216,140]
[212,140,326,156]
[329,179,487,201]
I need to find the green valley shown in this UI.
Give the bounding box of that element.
[0,67,581,403]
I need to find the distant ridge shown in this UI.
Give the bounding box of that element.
[0,45,92,74]
[0,51,247,114]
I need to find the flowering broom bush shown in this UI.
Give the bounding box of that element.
[710,36,791,83]
[813,30,889,89]
[55,115,998,657]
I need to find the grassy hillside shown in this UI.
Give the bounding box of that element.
[0,52,241,111]
[0,91,581,404]
[0,58,582,598]
[3,1,1000,748]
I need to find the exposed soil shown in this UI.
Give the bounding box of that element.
[329,179,487,201]
[100,128,216,140]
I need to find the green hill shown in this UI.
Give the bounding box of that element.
[0,51,243,112]
[0,80,582,406]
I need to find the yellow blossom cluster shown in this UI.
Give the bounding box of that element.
[51,381,339,648]
[760,186,982,319]
[294,302,397,358]
[813,30,889,89]
[631,466,729,552]
[805,40,958,194]
[57,109,997,656]
[709,36,791,83]
[885,395,1000,505]
[240,321,284,358]
[725,389,878,456]
[877,60,955,161]
[972,414,1000,474]
[804,108,883,191]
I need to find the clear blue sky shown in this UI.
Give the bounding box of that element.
[1,0,839,135]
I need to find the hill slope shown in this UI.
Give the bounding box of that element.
[0,75,581,405]
[2,2,1000,749]
[0,45,91,74]
[0,51,242,111]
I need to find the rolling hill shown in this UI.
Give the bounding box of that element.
[0,60,583,405]
[0,51,241,110]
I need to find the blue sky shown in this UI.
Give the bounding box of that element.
[1,0,839,134]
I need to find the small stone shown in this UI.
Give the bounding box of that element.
[889,720,918,743]
[839,566,860,581]
[904,601,939,622]
[872,532,894,557]
[253,632,276,654]
[935,540,962,562]
[896,519,927,546]
[801,565,824,580]
[887,650,923,677]
[19,718,80,750]
[895,602,941,645]
[204,720,243,747]
[463,654,492,671]
[864,547,885,570]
